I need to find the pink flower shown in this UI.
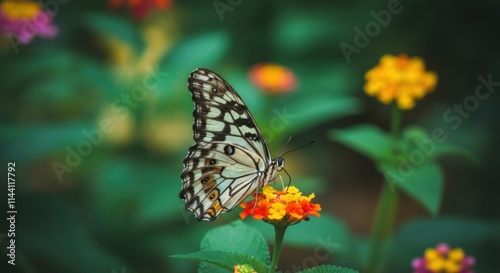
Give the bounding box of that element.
[0,1,58,44]
[109,0,174,20]
[411,257,433,273]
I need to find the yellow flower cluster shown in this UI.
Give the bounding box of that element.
[412,243,475,273]
[1,0,41,20]
[425,247,464,272]
[364,54,437,110]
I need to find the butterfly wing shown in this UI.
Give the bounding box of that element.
[187,68,270,158]
[181,142,266,221]
[180,68,272,221]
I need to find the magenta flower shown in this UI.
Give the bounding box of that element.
[0,0,58,44]
[412,243,475,273]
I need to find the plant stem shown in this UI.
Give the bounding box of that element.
[366,178,399,272]
[390,103,402,141]
[269,224,287,273]
[365,104,402,273]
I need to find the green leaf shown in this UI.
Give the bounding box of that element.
[433,143,480,166]
[172,250,268,273]
[18,192,122,273]
[398,126,431,160]
[330,124,392,162]
[285,97,360,134]
[297,265,359,273]
[247,214,354,255]
[157,31,230,100]
[273,10,342,55]
[136,167,186,223]
[379,162,443,216]
[83,13,144,52]
[399,126,479,166]
[200,220,270,264]
[166,31,229,69]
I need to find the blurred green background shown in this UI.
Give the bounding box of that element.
[1,0,499,272]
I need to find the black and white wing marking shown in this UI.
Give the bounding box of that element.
[179,68,273,221]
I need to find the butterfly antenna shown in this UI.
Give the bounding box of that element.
[279,136,293,155]
[280,140,314,157]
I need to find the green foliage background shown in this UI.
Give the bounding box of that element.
[0,1,499,272]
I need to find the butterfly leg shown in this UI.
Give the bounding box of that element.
[277,174,285,189]
[270,168,291,191]
[269,174,284,187]
[250,183,261,212]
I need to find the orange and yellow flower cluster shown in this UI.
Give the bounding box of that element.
[233,264,257,273]
[364,54,437,110]
[412,243,475,273]
[249,63,297,94]
[239,185,321,224]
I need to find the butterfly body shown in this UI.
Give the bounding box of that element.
[179,68,285,221]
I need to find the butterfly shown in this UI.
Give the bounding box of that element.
[179,68,285,221]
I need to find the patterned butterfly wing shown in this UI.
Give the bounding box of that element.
[180,68,273,221]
